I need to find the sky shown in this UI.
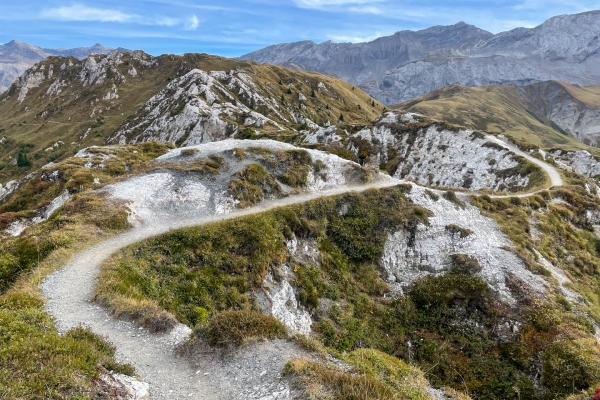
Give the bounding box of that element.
[0,0,598,57]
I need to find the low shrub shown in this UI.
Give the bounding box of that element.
[443,190,465,207]
[445,224,473,238]
[180,148,199,156]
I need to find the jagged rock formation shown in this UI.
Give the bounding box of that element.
[0,50,378,184]
[0,40,122,93]
[241,10,600,104]
[109,69,310,145]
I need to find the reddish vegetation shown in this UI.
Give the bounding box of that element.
[592,388,600,400]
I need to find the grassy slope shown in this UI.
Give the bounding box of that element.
[0,142,180,398]
[560,83,600,109]
[0,53,383,183]
[395,84,600,156]
[95,185,600,399]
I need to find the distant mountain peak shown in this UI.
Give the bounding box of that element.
[0,40,128,94]
[241,9,600,104]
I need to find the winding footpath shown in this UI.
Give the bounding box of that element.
[41,138,565,399]
[41,179,402,399]
[485,134,563,197]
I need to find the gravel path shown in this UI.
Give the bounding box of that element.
[40,137,565,399]
[41,179,400,400]
[484,134,564,197]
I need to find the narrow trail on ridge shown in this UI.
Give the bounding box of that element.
[484,134,563,197]
[41,179,401,399]
[40,136,565,399]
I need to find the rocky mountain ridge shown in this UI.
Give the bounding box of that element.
[518,81,600,146]
[0,50,382,183]
[0,40,124,93]
[241,10,600,104]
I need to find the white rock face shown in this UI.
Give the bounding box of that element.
[106,172,212,224]
[306,112,531,192]
[4,190,70,237]
[382,185,546,304]
[552,150,600,178]
[16,67,46,102]
[303,125,341,144]
[389,126,529,191]
[106,139,372,226]
[79,51,124,87]
[260,268,313,335]
[96,372,149,400]
[0,180,18,202]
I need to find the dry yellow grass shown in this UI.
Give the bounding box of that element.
[396,84,600,156]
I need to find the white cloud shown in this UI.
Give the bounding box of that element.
[327,32,385,43]
[185,15,199,30]
[348,6,384,14]
[40,4,133,23]
[294,0,385,10]
[40,4,199,30]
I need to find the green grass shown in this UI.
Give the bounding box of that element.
[228,163,282,208]
[226,149,324,208]
[95,187,422,330]
[283,349,433,400]
[0,182,136,398]
[200,310,287,346]
[0,293,134,399]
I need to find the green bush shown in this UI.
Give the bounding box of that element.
[16,151,31,167]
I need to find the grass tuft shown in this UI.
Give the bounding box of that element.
[201,310,287,346]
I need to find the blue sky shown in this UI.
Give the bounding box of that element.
[0,0,598,57]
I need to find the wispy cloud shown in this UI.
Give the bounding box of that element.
[40,4,133,23]
[39,3,199,30]
[327,32,384,43]
[294,0,385,10]
[185,15,199,30]
[348,6,384,15]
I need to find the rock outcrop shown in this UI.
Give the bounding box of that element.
[95,372,149,400]
[302,112,535,192]
[0,40,122,93]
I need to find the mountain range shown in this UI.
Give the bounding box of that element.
[241,10,600,105]
[0,40,126,93]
